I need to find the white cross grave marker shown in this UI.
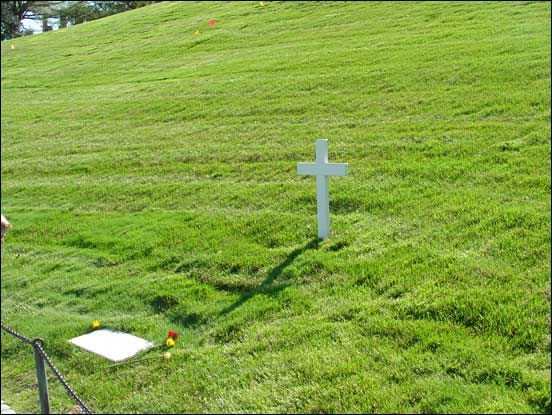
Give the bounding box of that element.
[297,139,348,239]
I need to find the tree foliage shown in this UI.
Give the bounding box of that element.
[1,1,161,39]
[92,1,161,14]
[1,2,48,39]
[58,2,103,27]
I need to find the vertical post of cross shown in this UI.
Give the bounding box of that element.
[315,140,330,239]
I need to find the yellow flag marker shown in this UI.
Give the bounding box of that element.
[11,45,15,49]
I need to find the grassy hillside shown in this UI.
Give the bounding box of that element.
[1,1,550,413]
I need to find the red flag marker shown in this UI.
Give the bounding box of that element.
[209,19,215,26]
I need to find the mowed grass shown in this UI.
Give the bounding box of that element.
[1,1,550,413]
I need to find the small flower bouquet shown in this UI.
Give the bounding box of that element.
[107,330,179,368]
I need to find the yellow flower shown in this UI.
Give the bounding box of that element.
[91,320,100,329]
[166,338,175,347]
[163,352,172,360]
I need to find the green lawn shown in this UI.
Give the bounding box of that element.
[1,1,550,413]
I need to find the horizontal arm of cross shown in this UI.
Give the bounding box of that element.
[297,162,348,177]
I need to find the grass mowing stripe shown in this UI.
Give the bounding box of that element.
[2,1,550,413]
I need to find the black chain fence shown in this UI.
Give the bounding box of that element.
[1,321,93,414]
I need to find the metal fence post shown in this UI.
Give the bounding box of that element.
[1,323,92,414]
[33,341,50,414]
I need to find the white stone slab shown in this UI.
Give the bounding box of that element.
[69,329,154,362]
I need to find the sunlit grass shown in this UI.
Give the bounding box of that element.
[1,1,550,413]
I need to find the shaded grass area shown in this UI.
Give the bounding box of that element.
[1,1,551,413]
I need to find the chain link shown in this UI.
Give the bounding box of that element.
[1,321,34,344]
[1,321,93,414]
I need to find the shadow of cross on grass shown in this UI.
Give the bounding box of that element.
[219,238,320,316]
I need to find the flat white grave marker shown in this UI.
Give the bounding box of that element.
[297,139,348,239]
[69,329,154,362]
